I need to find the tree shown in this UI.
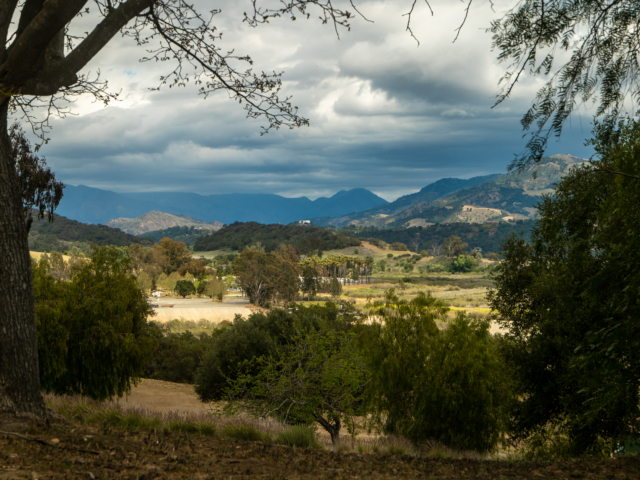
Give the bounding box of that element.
[175,279,196,298]
[234,248,279,306]
[362,290,512,452]
[154,238,192,275]
[227,317,368,444]
[443,235,468,258]
[449,254,476,273]
[487,0,640,168]
[204,277,227,301]
[301,264,319,300]
[390,242,408,251]
[271,244,301,304]
[33,246,156,400]
[136,270,153,293]
[488,120,640,455]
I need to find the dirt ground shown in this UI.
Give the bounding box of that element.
[1,421,639,479]
[150,296,251,324]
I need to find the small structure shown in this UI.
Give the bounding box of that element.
[298,220,311,225]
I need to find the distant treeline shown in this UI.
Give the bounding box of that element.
[28,213,153,253]
[143,226,217,245]
[193,222,361,254]
[351,221,535,254]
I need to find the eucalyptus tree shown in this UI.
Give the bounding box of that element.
[489,0,640,168]
[0,0,427,420]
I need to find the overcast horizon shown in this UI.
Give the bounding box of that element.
[20,0,595,203]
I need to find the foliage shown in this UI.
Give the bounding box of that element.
[13,123,64,231]
[175,280,196,298]
[276,426,320,449]
[490,0,640,167]
[195,303,363,404]
[155,237,192,275]
[443,235,468,258]
[449,254,476,273]
[193,222,360,253]
[33,246,157,400]
[226,317,368,444]
[142,226,217,245]
[203,277,227,301]
[362,290,512,452]
[143,328,221,384]
[390,242,408,251]
[489,119,640,455]
[352,222,534,256]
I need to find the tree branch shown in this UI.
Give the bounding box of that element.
[0,0,88,92]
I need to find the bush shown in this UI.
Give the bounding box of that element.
[223,425,271,443]
[390,242,408,251]
[276,426,320,448]
[362,291,513,453]
[449,255,476,273]
[143,328,221,384]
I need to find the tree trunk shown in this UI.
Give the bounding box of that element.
[0,103,47,419]
[316,415,341,445]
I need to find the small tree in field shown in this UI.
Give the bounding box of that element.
[226,319,368,444]
[175,279,196,298]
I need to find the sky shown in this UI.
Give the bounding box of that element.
[22,0,596,202]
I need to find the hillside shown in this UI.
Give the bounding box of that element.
[351,221,535,254]
[105,211,224,235]
[56,185,388,225]
[142,225,219,245]
[314,174,501,227]
[337,154,586,228]
[28,213,153,253]
[193,222,361,253]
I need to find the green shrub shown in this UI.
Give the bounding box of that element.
[223,424,270,443]
[276,426,319,448]
[362,291,513,453]
[449,255,476,273]
[390,242,408,251]
[144,329,220,384]
[33,246,157,401]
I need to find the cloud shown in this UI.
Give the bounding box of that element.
[23,0,594,204]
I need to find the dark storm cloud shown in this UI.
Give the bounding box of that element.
[30,0,593,203]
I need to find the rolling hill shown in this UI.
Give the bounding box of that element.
[106,211,224,235]
[28,213,153,253]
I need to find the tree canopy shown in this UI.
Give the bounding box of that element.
[489,119,640,455]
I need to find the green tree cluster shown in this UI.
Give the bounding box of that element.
[33,246,157,400]
[361,291,512,452]
[489,120,640,455]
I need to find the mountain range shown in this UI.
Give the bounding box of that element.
[55,186,388,225]
[53,154,586,232]
[315,154,586,228]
